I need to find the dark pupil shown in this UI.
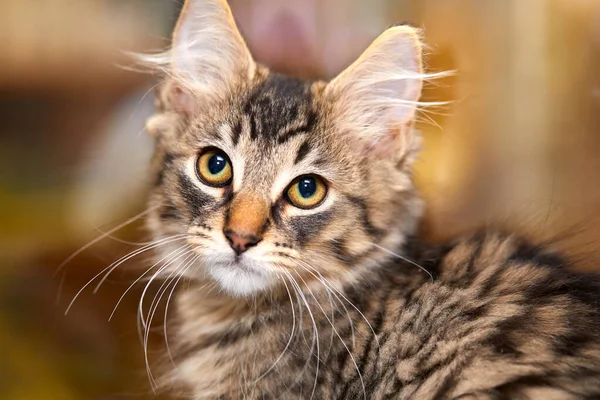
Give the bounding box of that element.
[298,177,317,198]
[208,154,227,175]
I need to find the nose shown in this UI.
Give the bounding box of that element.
[224,229,262,255]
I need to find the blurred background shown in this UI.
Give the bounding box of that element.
[1,0,600,398]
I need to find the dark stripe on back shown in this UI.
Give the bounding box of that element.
[508,239,565,268]
[401,236,450,281]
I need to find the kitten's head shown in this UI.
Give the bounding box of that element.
[144,0,426,296]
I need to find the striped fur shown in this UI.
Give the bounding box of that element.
[157,233,600,399]
[140,0,600,398]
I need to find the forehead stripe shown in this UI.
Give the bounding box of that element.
[277,109,318,144]
[294,141,312,165]
[231,119,243,146]
[239,73,316,144]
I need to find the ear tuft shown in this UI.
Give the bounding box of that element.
[391,21,417,28]
[171,0,255,91]
[138,0,255,114]
[326,26,425,149]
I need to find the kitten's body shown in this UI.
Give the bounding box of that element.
[164,232,600,399]
[139,0,600,398]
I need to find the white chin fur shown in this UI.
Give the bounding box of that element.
[206,262,275,297]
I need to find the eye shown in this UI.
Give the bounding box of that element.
[196,148,233,187]
[286,175,327,209]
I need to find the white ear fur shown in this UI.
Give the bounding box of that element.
[325,26,424,147]
[141,0,255,113]
[172,0,255,90]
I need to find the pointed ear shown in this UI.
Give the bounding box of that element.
[168,0,255,112]
[325,26,424,151]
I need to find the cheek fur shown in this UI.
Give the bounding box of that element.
[177,173,213,218]
[290,197,379,267]
[288,210,334,247]
[157,168,227,229]
[159,201,183,222]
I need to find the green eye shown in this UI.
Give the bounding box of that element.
[286,175,327,209]
[196,148,233,187]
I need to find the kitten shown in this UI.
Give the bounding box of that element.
[140,0,600,398]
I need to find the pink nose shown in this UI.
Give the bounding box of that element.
[223,229,261,255]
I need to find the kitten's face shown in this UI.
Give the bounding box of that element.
[145,0,425,296]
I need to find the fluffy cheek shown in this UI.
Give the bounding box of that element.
[283,206,365,278]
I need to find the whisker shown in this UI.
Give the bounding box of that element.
[292,260,355,350]
[282,270,320,400]
[56,204,161,276]
[138,246,194,334]
[370,242,434,282]
[65,234,188,315]
[92,227,155,246]
[163,253,201,366]
[141,248,196,391]
[320,272,339,356]
[94,234,190,293]
[289,272,323,400]
[136,245,192,345]
[292,270,366,400]
[294,259,380,351]
[255,273,297,382]
[109,243,191,321]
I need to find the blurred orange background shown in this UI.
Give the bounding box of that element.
[1,0,600,399]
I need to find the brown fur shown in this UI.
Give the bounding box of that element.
[157,233,600,399]
[225,193,269,239]
[138,1,600,398]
